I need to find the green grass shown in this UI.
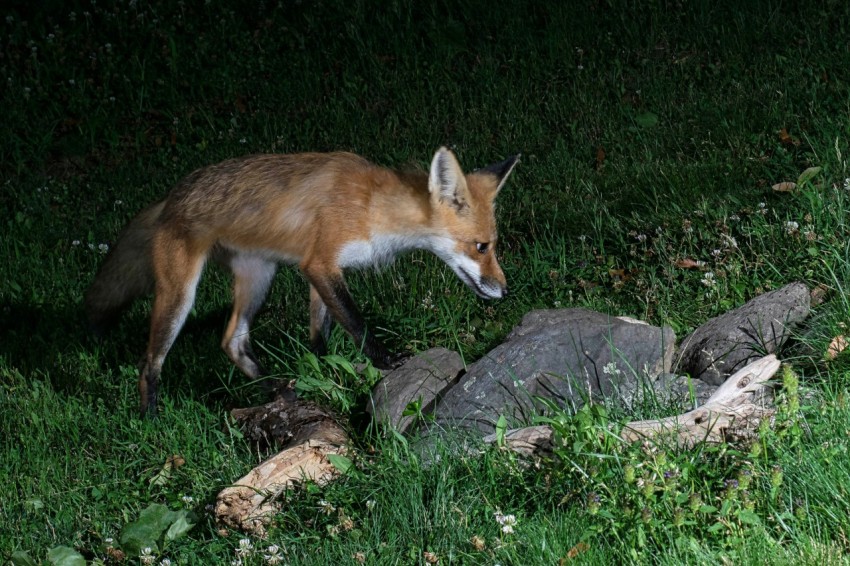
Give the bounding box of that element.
[3,0,850,563]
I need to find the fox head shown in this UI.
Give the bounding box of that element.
[427,147,519,300]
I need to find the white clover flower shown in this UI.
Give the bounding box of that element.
[263,544,284,565]
[98,243,109,253]
[366,499,376,511]
[140,547,155,565]
[235,538,254,557]
[181,494,194,505]
[602,362,621,376]
[711,249,722,258]
[636,233,647,242]
[843,178,850,191]
[784,220,799,234]
[160,560,172,566]
[319,500,335,514]
[578,234,587,243]
[701,272,716,288]
[72,240,81,246]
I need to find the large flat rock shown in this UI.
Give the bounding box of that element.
[428,308,676,435]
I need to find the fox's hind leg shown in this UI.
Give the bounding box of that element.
[309,284,333,356]
[140,232,207,417]
[221,254,277,380]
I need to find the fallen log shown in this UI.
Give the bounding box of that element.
[215,396,349,537]
[485,354,781,456]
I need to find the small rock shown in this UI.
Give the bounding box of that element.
[367,347,464,432]
[675,282,810,385]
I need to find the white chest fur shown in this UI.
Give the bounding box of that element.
[337,233,432,269]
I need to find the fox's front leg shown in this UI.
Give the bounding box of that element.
[302,265,398,369]
[308,284,333,356]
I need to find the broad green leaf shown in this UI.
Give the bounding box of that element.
[165,510,199,541]
[495,414,508,446]
[46,546,86,566]
[796,166,822,187]
[327,453,354,474]
[737,509,762,525]
[10,551,39,566]
[635,112,659,128]
[119,503,177,555]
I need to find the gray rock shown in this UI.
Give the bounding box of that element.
[654,373,718,409]
[428,308,676,435]
[675,282,810,385]
[367,347,465,433]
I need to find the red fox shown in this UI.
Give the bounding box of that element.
[85,147,518,416]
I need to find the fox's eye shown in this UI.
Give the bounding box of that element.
[476,242,489,254]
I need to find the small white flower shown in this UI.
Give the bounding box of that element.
[72,240,81,246]
[264,544,283,565]
[239,137,247,144]
[235,538,254,557]
[711,249,722,258]
[636,233,647,242]
[319,500,335,514]
[843,178,850,191]
[784,220,799,234]
[602,362,621,376]
[701,272,716,288]
[181,494,194,505]
[98,243,109,253]
[68,79,75,85]
[495,511,517,535]
[578,234,587,243]
[140,547,155,565]
[104,537,114,546]
[366,499,376,511]
[160,560,172,566]
[730,214,741,222]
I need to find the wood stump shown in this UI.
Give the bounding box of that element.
[215,396,349,536]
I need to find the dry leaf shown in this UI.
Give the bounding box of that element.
[150,454,186,486]
[560,541,590,563]
[595,146,606,170]
[674,258,703,269]
[778,128,798,147]
[826,335,847,360]
[772,181,797,193]
[810,283,829,306]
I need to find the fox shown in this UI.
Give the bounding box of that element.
[85,147,519,416]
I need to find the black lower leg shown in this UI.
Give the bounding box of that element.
[306,271,396,368]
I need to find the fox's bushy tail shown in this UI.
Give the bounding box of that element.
[84,200,166,332]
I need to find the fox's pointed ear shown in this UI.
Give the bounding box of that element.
[429,147,468,211]
[478,154,520,194]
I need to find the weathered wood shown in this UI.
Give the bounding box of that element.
[485,355,781,456]
[620,354,780,445]
[215,396,349,536]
